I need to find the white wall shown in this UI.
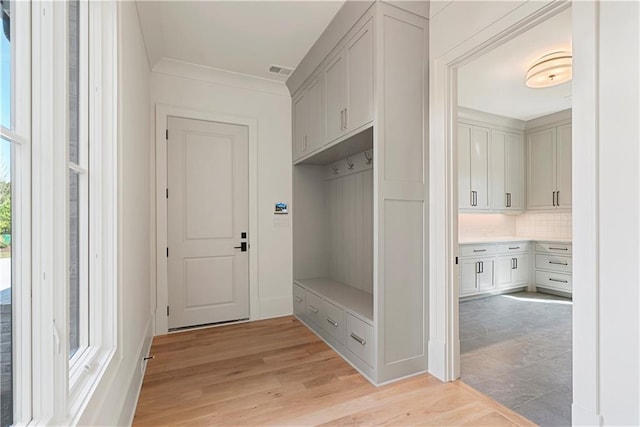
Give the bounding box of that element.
[573,1,640,425]
[150,60,293,322]
[77,2,153,424]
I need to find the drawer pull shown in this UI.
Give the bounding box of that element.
[549,247,568,251]
[548,261,568,266]
[350,332,366,346]
[295,296,303,303]
[473,249,487,253]
[326,317,339,328]
[309,305,319,314]
[549,278,569,284]
[508,246,520,250]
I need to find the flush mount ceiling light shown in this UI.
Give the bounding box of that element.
[525,51,572,88]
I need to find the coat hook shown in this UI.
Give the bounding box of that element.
[364,150,372,164]
[332,163,340,175]
[346,157,354,170]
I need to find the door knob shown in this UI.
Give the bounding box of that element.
[234,242,248,252]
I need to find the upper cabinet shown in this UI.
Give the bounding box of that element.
[527,122,572,210]
[293,75,326,161]
[458,123,490,210]
[326,19,374,144]
[490,130,524,211]
[458,115,524,213]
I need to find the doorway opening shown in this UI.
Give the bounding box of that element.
[455,6,573,426]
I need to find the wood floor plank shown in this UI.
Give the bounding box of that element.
[133,316,536,426]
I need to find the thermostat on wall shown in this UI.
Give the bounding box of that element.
[275,202,288,214]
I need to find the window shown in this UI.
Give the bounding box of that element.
[67,0,88,362]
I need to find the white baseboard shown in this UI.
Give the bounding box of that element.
[120,319,154,425]
[258,295,292,320]
[427,339,447,381]
[572,403,603,426]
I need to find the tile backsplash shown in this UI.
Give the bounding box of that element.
[458,213,517,239]
[516,212,572,239]
[459,212,572,240]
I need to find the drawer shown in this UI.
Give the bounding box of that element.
[459,244,496,257]
[497,242,529,254]
[320,299,346,345]
[536,242,572,255]
[293,284,306,317]
[346,313,374,367]
[536,270,572,292]
[305,291,324,328]
[536,254,572,273]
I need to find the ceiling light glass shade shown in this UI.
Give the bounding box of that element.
[526,51,572,88]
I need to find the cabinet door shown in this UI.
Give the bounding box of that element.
[460,259,478,295]
[306,75,326,153]
[470,126,490,209]
[555,124,572,209]
[293,93,308,160]
[490,130,507,210]
[495,255,514,288]
[527,128,556,209]
[458,123,473,210]
[504,132,524,210]
[345,19,373,132]
[325,52,346,143]
[512,254,529,285]
[477,259,494,291]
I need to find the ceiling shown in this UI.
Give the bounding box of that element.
[136,1,345,82]
[458,8,572,121]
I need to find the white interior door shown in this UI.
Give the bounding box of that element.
[167,117,249,329]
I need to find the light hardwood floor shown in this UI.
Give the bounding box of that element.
[133,316,535,426]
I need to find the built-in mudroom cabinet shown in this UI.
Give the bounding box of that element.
[287,1,428,385]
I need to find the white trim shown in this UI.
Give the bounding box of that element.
[571,1,602,424]
[9,0,32,424]
[152,58,290,97]
[429,0,571,382]
[154,104,259,335]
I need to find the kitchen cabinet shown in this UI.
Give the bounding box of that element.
[535,241,573,294]
[527,123,572,210]
[460,257,494,295]
[458,123,490,210]
[460,241,532,297]
[490,130,524,211]
[496,254,529,288]
[325,19,374,143]
[292,75,326,161]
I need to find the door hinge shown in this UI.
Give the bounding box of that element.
[166,247,169,257]
[166,188,169,199]
[167,306,170,316]
[165,129,168,140]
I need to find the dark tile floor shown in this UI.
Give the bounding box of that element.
[460,291,572,427]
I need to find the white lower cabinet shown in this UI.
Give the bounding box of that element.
[460,241,531,297]
[293,284,306,318]
[459,240,572,298]
[535,242,573,294]
[346,314,374,367]
[321,298,346,345]
[293,279,375,381]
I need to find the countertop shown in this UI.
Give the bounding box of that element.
[458,236,572,245]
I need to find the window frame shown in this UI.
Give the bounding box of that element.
[0,0,32,424]
[30,1,119,423]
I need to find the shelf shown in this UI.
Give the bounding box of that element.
[294,277,373,323]
[294,126,373,166]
